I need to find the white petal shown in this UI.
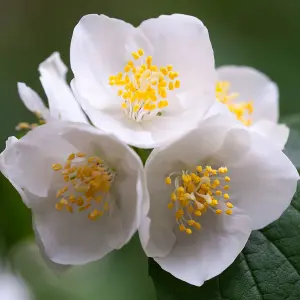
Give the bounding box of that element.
[251,120,289,150]
[17,82,52,122]
[221,130,299,230]
[33,222,71,274]
[141,115,242,257]
[139,15,215,122]
[58,122,146,247]
[32,194,124,265]
[217,66,279,123]
[2,121,145,265]
[70,14,150,110]
[0,271,33,300]
[71,14,216,148]
[0,137,30,205]
[141,115,298,285]
[0,124,78,204]
[139,14,215,98]
[39,52,88,123]
[156,213,251,286]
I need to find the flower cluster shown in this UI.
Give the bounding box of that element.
[1,14,298,287]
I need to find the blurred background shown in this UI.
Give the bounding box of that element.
[1,0,300,299]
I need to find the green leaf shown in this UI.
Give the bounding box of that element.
[149,182,300,300]
[282,114,300,168]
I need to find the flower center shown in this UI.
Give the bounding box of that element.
[216,81,254,126]
[52,152,116,221]
[165,165,233,235]
[108,49,180,122]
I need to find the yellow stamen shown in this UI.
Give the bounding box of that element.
[52,164,62,171]
[109,49,180,122]
[165,165,233,234]
[52,153,115,221]
[216,81,253,126]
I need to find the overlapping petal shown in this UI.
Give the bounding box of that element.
[70,14,215,148]
[0,122,145,265]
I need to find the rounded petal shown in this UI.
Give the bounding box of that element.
[70,14,151,110]
[58,122,146,247]
[1,121,145,265]
[217,66,279,123]
[0,126,77,203]
[0,271,33,300]
[140,115,298,285]
[140,115,242,258]
[71,14,216,148]
[139,14,215,95]
[32,193,124,265]
[156,213,251,286]
[251,120,289,150]
[39,52,88,124]
[218,130,299,230]
[17,82,52,122]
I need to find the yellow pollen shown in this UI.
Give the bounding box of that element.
[216,81,254,126]
[179,224,186,232]
[224,193,230,200]
[171,193,177,201]
[109,49,180,122]
[226,209,233,215]
[76,152,86,158]
[165,165,233,235]
[52,152,116,221]
[226,202,234,208]
[52,164,62,171]
[68,153,75,160]
[165,177,172,185]
[186,228,192,235]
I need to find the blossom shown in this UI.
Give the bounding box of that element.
[70,14,215,148]
[139,115,298,286]
[0,121,145,265]
[214,66,289,149]
[0,267,33,300]
[17,52,88,131]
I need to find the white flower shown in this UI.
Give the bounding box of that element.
[17,52,88,130]
[70,14,215,148]
[0,121,145,265]
[0,268,33,300]
[213,66,289,149]
[139,115,298,286]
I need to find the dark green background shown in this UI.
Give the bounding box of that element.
[1,1,300,299]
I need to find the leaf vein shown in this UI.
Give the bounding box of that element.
[240,252,264,299]
[260,230,300,277]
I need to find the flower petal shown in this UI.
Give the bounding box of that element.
[219,129,299,230]
[139,14,215,97]
[251,120,289,150]
[141,115,241,257]
[0,270,33,300]
[155,213,251,286]
[70,14,151,110]
[17,82,52,122]
[58,122,146,247]
[217,66,279,123]
[32,193,124,265]
[39,52,88,123]
[0,124,78,204]
[71,14,215,148]
[2,121,145,265]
